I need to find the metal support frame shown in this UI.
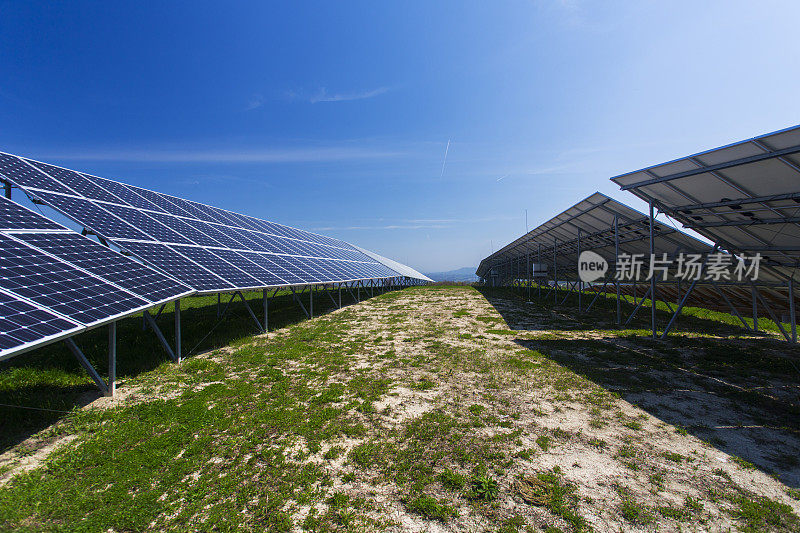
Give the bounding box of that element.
[577,228,582,312]
[751,284,793,342]
[3,180,11,199]
[290,286,310,318]
[262,289,269,333]
[234,291,264,332]
[752,286,759,332]
[614,215,621,325]
[144,308,179,362]
[649,200,657,338]
[310,285,314,318]
[553,237,557,303]
[175,298,181,363]
[624,285,652,326]
[64,323,116,397]
[790,279,797,343]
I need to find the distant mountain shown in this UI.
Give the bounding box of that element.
[424,266,478,283]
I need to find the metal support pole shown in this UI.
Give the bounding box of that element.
[357,282,361,302]
[752,286,759,332]
[263,289,269,333]
[338,284,342,308]
[624,285,652,326]
[537,243,542,299]
[310,285,314,318]
[790,279,797,343]
[217,293,221,318]
[290,286,310,318]
[175,299,182,363]
[577,228,582,312]
[648,200,656,338]
[108,322,116,397]
[144,310,178,362]
[553,237,557,303]
[65,338,109,395]
[614,215,621,325]
[527,253,531,301]
[3,180,10,199]
[236,291,264,332]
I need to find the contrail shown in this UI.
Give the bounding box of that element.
[440,139,450,177]
[496,174,508,182]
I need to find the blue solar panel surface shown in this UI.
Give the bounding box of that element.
[0,195,193,359]
[0,152,409,292]
[0,290,82,357]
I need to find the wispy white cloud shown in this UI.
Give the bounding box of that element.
[41,146,403,163]
[245,94,264,111]
[288,86,390,104]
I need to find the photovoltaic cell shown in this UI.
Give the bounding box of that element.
[32,191,151,241]
[83,175,167,212]
[26,160,122,204]
[0,153,73,194]
[0,234,149,325]
[100,203,194,244]
[171,245,261,288]
[212,249,287,286]
[145,211,224,248]
[15,232,191,304]
[1,151,433,292]
[0,290,82,356]
[118,240,232,292]
[0,197,65,231]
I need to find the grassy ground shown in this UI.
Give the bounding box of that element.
[1,285,799,531]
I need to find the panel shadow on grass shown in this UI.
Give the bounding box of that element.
[515,333,800,488]
[0,287,359,454]
[476,286,767,338]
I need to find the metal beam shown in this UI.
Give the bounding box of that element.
[175,299,182,363]
[290,286,310,318]
[144,309,179,362]
[65,338,109,395]
[618,143,800,190]
[108,322,116,397]
[236,291,264,332]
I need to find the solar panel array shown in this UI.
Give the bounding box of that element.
[611,125,800,281]
[0,152,424,292]
[476,192,713,281]
[0,195,193,361]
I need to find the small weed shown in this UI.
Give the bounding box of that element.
[536,435,551,451]
[469,474,499,501]
[731,455,756,470]
[405,494,457,521]
[438,469,466,490]
[662,451,684,463]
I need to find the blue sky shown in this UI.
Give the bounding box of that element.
[1,1,799,272]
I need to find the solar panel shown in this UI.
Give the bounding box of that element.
[0,289,83,361]
[0,233,152,325]
[0,196,66,231]
[611,125,800,281]
[14,232,191,304]
[476,192,712,282]
[31,191,151,241]
[0,194,193,360]
[0,151,431,292]
[117,240,234,292]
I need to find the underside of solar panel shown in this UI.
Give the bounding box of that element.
[0,151,432,296]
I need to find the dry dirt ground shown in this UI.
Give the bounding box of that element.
[1,285,799,532]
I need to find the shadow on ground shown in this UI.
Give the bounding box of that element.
[476,286,765,338]
[0,287,369,454]
[477,287,800,487]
